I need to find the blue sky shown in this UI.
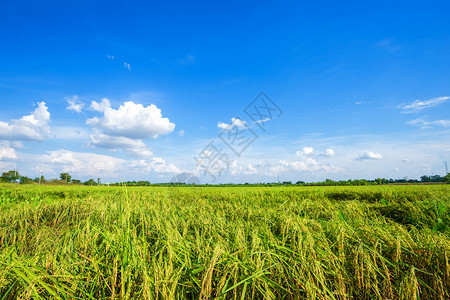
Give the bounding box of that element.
[1,0,449,183]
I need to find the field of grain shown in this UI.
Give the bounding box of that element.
[0,184,449,299]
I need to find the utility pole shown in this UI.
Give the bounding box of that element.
[446,161,449,174]
[39,171,43,185]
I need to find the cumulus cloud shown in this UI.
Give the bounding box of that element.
[225,157,343,178]
[0,145,16,160]
[0,102,50,141]
[407,118,450,129]
[36,149,181,179]
[217,118,247,130]
[130,157,180,174]
[355,151,383,161]
[87,100,174,159]
[66,95,85,113]
[398,96,450,113]
[40,150,126,177]
[324,148,335,156]
[296,146,314,156]
[278,157,342,173]
[87,101,175,139]
[90,98,111,113]
[89,131,147,150]
[243,163,258,175]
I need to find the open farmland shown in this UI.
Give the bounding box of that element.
[0,184,449,299]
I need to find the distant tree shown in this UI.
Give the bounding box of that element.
[0,170,20,183]
[420,175,443,183]
[84,179,96,186]
[71,179,81,185]
[19,176,33,184]
[60,172,72,182]
[443,173,450,184]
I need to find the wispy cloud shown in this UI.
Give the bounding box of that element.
[123,62,131,71]
[398,96,450,113]
[179,54,196,65]
[377,38,401,53]
[66,95,85,113]
[355,151,383,161]
[107,55,115,60]
[217,118,247,130]
[407,118,450,129]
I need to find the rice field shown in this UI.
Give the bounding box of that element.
[0,184,449,299]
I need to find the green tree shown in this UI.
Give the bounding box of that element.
[0,170,20,183]
[84,179,96,186]
[19,176,33,184]
[443,173,450,184]
[60,172,72,182]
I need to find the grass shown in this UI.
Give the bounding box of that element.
[0,184,449,299]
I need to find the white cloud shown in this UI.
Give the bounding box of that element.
[296,146,314,156]
[402,158,411,162]
[89,131,154,159]
[0,102,50,141]
[124,62,131,71]
[355,151,383,161]
[107,55,114,60]
[89,131,147,150]
[217,122,230,130]
[399,96,450,113]
[130,157,180,174]
[66,95,85,113]
[278,157,342,173]
[178,130,185,136]
[90,98,111,113]
[217,118,247,130]
[0,145,16,160]
[243,163,258,175]
[324,148,335,156]
[87,101,175,139]
[37,150,180,179]
[407,118,450,129]
[40,150,126,177]
[86,100,174,160]
[223,157,343,179]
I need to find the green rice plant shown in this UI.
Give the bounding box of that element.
[0,184,449,299]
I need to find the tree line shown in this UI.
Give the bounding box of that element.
[1,170,449,186]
